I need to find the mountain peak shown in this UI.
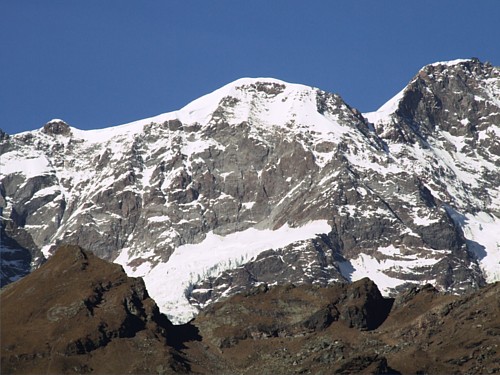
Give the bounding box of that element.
[210,77,312,93]
[177,76,318,124]
[170,75,361,144]
[365,58,499,127]
[223,76,292,88]
[427,57,479,68]
[42,118,71,136]
[417,58,495,82]
[47,118,68,124]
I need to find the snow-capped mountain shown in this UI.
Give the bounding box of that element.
[1,59,499,324]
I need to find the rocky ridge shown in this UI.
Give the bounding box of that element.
[186,278,500,375]
[1,59,499,324]
[2,245,499,374]
[0,245,190,374]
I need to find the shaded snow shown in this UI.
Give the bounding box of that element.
[446,210,500,283]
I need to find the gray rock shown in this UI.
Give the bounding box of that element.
[1,65,498,318]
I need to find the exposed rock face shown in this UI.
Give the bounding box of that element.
[0,233,32,287]
[0,245,189,374]
[189,237,345,310]
[371,59,500,213]
[42,119,72,136]
[377,281,500,375]
[1,60,499,323]
[195,278,394,350]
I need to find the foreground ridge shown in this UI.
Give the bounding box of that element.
[0,245,189,374]
[2,246,499,374]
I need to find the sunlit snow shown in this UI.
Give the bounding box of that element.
[115,220,331,324]
[339,250,439,296]
[0,151,52,179]
[429,58,473,67]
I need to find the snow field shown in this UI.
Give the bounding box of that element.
[115,220,331,324]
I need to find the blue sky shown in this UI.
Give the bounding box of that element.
[2,1,499,135]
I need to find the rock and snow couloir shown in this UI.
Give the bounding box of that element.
[1,59,499,324]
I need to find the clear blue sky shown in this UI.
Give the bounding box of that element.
[2,1,499,135]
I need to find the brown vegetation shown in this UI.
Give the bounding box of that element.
[2,245,499,374]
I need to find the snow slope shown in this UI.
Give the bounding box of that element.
[116,220,331,324]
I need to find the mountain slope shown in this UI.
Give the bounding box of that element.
[4,245,498,374]
[0,245,188,374]
[365,58,500,282]
[187,280,500,375]
[1,59,499,324]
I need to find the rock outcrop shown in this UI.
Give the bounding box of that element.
[0,245,190,374]
[186,280,500,374]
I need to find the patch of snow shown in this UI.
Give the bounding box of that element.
[141,165,157,188]
[128,220,331,324]
[429,58,473,67]
[356,187,367,196]
[182,137,219,159]
[447,210,500,283]
[344,153,402,175]
[147,216,171,223]
[242,201,255,210]
[364,85,406,125]
[412,206,440,226]
[0,151,53,179]
[377,245,401,257]
[30,185,61,200]
[339,251,441,296]
[413,216,440,226]
[41,244,54,258]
